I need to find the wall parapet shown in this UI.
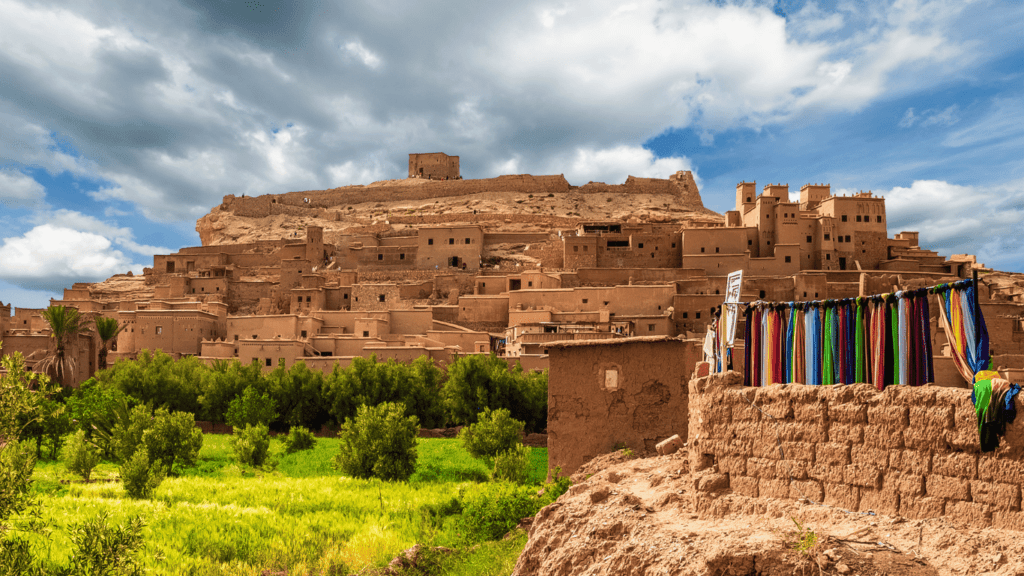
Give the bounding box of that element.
[688,372,1024,529]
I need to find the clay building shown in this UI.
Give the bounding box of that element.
[408,152,460,180]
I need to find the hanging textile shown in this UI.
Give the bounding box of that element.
[743,289,936,388]
[933,279,989,384]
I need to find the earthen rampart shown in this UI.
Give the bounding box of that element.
[688,372,1024,529]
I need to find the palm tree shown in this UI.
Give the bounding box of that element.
[94,316,126,371]
[36,305,89,386]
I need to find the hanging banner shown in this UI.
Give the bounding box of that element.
[724,270,743,345]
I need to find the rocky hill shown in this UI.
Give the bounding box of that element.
[196,172,720,246]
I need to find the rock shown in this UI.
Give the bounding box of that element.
[656,434,684,455]
[836,563,851,574]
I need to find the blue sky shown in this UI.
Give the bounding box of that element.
[1,0,1022,310]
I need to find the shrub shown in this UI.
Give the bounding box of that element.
[443,355,547,432]
[226,386,278,429]
[63,430,101,481]
[284,426,316,453]
[458,482,539,542]
[143,409,203,474]
[459,408,524,460]
[231,424,271,467]
[109,404,153,464]
[334,402,418,482]
[64,511,147,576]
[0,441,36,525]
[119,447,166,499]
[492,445,531,484]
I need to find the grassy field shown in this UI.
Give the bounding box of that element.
[20,435,552,575]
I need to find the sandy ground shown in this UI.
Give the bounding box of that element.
[511,450,1023,576]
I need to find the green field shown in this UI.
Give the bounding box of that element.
[19,435,552,575]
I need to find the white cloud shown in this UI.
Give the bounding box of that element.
[548,145,695,186]
[944,97,1024,148]
[343,41,382,69]
[899,105,959,128]
[0,224,141,292]
[883,179,1024,270]
[0,169,46,209]
[30,209,171,255]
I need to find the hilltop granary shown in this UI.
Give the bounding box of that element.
[3,153,1023,388]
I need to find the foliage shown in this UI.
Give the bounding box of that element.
[119,446,166,499]
[492,445,531,485]
[36,305,90,386]
[335,402,419,482]
[143,409,203,474]
[265,360,330,430]
[63,430,101,482]
[443,354,547,433]
[789,517,818,554]
[93,316,126,372]
[230,424,272,467]
[18,388,72,461]
[325,355,445,429]
[0,440,36,525]
[226,385,278,429]
[457,482,544,543]
[0,352,47,524]
[109,404,153,464]
[284,426,317,453]
[458,408,524,461]
[94,350,205,416]
[61,512,148,576]
[198,359,261,423]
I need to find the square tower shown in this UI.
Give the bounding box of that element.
[408,153,460,180]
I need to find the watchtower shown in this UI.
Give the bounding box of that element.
[408,153,460,180]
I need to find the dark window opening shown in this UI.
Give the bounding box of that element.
[715,247,720,253]
[428,238,434,245]
[672,242,676,248]
[362,331,370,337]
[841,215,848,222]
[785,256,792,263]
[400,253,405,260]
[638,242,644,248]
[573,246,578,252]
[806,235,812,243]
[301,330,307,338]
[465,238,471,244]
[856,215,862,222]
[682,312,689,318]
[378,294,386,302]
[166,261,175,273]
[448,238,454,245]
[607,240,629,248]
[306,296,311,302]
[696,312,701,319]
[759,290,766,298]
[265,358,272,367]
[845,235,851,242]
[648,324,656,331]
[877,216,883,223]
[582,299,588,304]
[378,254,383,260]
[510,279,521,291]
[824,234,830,240]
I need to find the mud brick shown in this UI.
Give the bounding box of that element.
[777,422,826,443]
[850,445,888,468]
[823,483,860,510]
[931,452,978,479]
[863,426,904,449]
[718,455,747,476]
[903,426,951,451]
[992,510,1024,531]
[889,449,931,475]
[952,400,977,431]
[794,403,825,422]
[970,480,1021,510]
[704,403,732,423]
[946,500,993,528]
[789,479,824,503]
[830,403,867,424]
[754,397,792,420]
[883,472,925,497]
[732,402,760,422]
[808,463,845,484]
[899,496,945,519]
[844,464,883,489]
[726,439,755,459]
[868,405,909,427]
[753,439,784,459]
[827,423,864,444]
[779,442,815,462]
[858,488,900,516]
[758,478,791,500]
[747,458,778,479]
[947,405,980,451]
[777,459,809,481]
[978,455,1024,484]
[910,405,954,431]
[730,475,758,498]
[815,443,851,466]
[925,474,971,501]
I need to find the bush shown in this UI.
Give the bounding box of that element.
[231,424,271,467]
[62,512,147,576]
[119,447,166,499]
[458,482,541,542]
[443,354,548,432]
[63,430,101,481]
[492,445,531,485]
[143,409,203,474]
[284,426,316,453]
[226,386,278,429]
[324,355,445,429]
[109,404,153,464]
[459,408,524,460]
[334,402,419,482]
[0,441,36,524]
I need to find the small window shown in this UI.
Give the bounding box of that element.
[682,312,688,318]
[528,281,533,287]
[400,253,405,260]
[838,236,844,243]
[573,246,579,252]
[696,312,701,319]
[638,242,644,248]
[378,294,386,302]
[156,326,163,335]
[715,247,720,253]
[448,238,454,245]
[582,299,588,304]
[465,238,471,244]
[481,282,486,287]
[826,254,831,260]
[845,235,851,242]
[603,301,609,306]
[803,292,808,297]
[234,334,239,340]
[298,296,303,303]
[265,358,272,367]
[759,290,766,298]
[856,215,862,222]
[306,296,311,302]
[583,245,588,252]
[877,216,883,223]
[301,330,307,338]
[785,256,792,263]
[252,334,257,339]
[378,254,383,260]
[748,240,753,246]
[701,247,705,253]
[815,292,819,297]
[428,238,434,245]
[648,324,656,331]
[806,235,812,243]
[841,215,848,222]
[362,330,370,337]
[671,242,676,248]
[767,241,771,245]
[824,234,830,240]
[344,294,349,299]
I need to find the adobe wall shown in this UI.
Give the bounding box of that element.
[576,267,704,286]
[547,338,701,475]
[688,372,1024,530]
[351,284,404,311]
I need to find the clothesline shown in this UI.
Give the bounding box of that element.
[724,278,976,309]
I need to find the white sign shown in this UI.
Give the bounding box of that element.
[724,270,743,346]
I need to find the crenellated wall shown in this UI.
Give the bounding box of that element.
[688,372,1024,529]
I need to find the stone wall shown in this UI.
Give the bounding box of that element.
[688,372,1024,529]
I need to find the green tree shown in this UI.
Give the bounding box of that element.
[143,409,203,474]
[324,355,444,428]
[198,359,261,423]
[63,430,101,482]
[226,385,278,429]
[443,354,548,432]
[458,408,524,460]
[334,402,419,482]
[230,424,271,467]
[36,306,90,386]
[93,316,125,372]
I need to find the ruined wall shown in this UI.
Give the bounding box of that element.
[547,338,701,475]
[688,372,1024,530]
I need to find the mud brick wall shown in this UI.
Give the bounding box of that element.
[688,372,1024,529]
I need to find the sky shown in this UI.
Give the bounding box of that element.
[0,0,1021,310]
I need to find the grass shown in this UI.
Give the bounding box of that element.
[20,434,551,575]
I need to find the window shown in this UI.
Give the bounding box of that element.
[428,238,434,245]
[715,247,720,253]
[301,330,307,338]
[448,238,454,245]
[528,281,533,287]
[400,253,405,260]
[701,247,705,253]
[298,296,303,302]
[671,243,676,248]
[856,215,862,222]
[603,301,609,306]
[806,235,812,243]
[465,238,471,244]
[638,243,644,248]
[481,282,486,287]
[845,235,851,242]
[696,312,701,319]
[803,292,807,297]
[877,216,883,223]
[767,241,771,245]
[582,299,588,304]
[362,330,370,337]
[682,312,688,318]
[252,335,257,339]
[156,326,163,335]
[234,334,239,340]
[344,294,349,299]
[826,254,831,260]
[759,290,766,298]
[824,234,830,240]
[841,215,848,222]
[785,256,791,263]
[265,358,272,367]
[306,296,311,302]
[573,246,579,252]
[648,324,656,331]
[378,294,386,302]
[748,240,753,246]
[378,254,383,260]
[583,246,588,252]
[838,236,844,243]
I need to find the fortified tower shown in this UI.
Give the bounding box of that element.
[408,152,460,180]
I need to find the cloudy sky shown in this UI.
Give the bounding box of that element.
[0,0,1021,309]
